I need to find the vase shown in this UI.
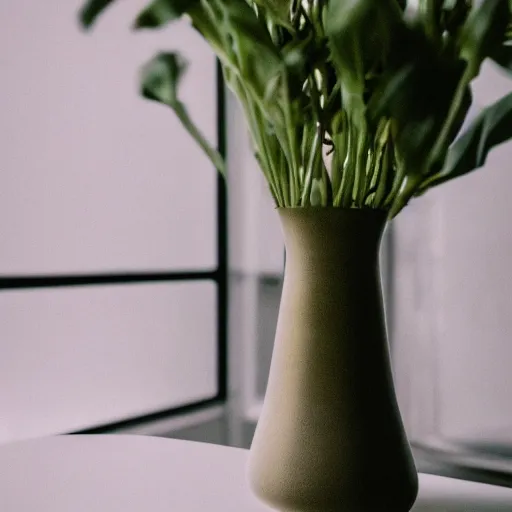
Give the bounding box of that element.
[247,207,418,512]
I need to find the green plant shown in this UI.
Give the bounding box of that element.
[79,0,512,218]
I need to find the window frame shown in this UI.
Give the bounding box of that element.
[0,61,228,436]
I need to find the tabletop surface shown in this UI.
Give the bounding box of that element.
[1,435,512,511]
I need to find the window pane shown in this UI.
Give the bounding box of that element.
[0,1,217,275]
[0,282,217,443]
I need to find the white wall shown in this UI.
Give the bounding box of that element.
[393,61,512,444]
[0,0,219,442]
[0,0,217,274]
[434,62,512,441]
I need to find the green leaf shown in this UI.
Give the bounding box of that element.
[222,1,277,48]
[367,41,469,171]
[324,0,403,70]
[251,0,293,29]
[269,32,314,99]
[217,0,283,107]
[134,0,200,28]
[141,53,184,104]
[140,53,226,176]
[418,0,445,38]
[460,0,510,74]
[421,91,512,190]
[79,0,117,28]
[324,0,402,120]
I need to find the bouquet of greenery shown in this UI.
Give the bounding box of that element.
[80,0,512,218]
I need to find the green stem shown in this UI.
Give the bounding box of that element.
[428,62,477,175]
[282,70,300,206]
[273,123,297,199]
[237,79,284,205]
[300,123,312,188]
[364,120,390,205]
[363,148,378,206]
[420,0,441,42]
[340,124,357,207]
[257,122,285,205]
[173,102,226,177]
[279,151,291,207]
[416,169,451,193]
[300,130,321,206]
[331,137,345,199]
[382,148,406,210]
[388,173,424,219]
[331,113,348,204]
[374,141,391,208]
[418,68,478,195]
[354,126,369,207]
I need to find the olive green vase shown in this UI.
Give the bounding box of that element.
[247,208,418,512]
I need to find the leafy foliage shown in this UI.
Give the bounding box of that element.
[79,0,512,217]
[419,91,512,191]
[134,0,199,28]
[79,0,117,27]
[141,52,226,176]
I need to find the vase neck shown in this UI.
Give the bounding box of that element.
[278,208,387,267]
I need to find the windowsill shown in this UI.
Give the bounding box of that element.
[414,441,512,489]
[244,401,264,423]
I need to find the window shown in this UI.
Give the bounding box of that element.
[0,1,226,442]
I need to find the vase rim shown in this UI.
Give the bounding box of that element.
[275,206,387,213]
[276,206,388,222]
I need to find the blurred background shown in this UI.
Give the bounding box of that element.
[1,0,511,488]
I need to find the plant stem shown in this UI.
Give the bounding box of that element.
[363,148,378,206]
[420,0,441,42]
[384,61,477,217]
[417,68,477,195]
[383,146,406,210]
[331,138,344,201]
[374,141,392,208]
[257,122,286,205]
[236,78,284,205]
[353,125,369,206]
[279,150,291,207]
[300,123,312,189]
[388,173,423,218]
[189,3,228,61]
[172,101,226,177]
[427,62,477,177]
[339,123,357,207]
[330,112,346,197]
[364,120,390,205]
[300,130,321,206]
[282,70,300,206]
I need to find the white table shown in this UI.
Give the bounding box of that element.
[1,435,512,511]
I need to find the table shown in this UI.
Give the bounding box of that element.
[1,435,512,511]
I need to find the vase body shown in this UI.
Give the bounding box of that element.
[247,208,418,512]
